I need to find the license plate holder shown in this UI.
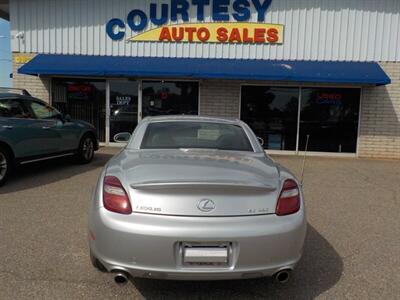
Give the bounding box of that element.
[181,243,231,266]
[184,247,228,263]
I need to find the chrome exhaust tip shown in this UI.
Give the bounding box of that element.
[273,269,291,284]
[113,272,129,285]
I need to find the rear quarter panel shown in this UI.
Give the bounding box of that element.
[0,117,37,158]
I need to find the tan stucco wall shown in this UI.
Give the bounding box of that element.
[358,63,400,159]
[199,80,241,118]
[12,53,50,102]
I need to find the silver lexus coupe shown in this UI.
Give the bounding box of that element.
[88,116,307,284]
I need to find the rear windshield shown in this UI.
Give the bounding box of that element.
[140,121,253,152]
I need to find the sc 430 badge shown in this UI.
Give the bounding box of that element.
[248,208,269,214]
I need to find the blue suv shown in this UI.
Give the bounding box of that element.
[0,91,99,186]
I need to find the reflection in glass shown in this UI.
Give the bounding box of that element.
[141,121,253,151]
[142,81,199,117]
[52,79,106,142]
[109,81,138,143]
[299,88,360,153]
[241,86,299,150]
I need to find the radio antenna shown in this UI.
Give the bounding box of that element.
[300,135,310,186]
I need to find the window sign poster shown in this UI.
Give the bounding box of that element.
[115,96,132,106]
[316,92,343,106]
[67,83,94,100]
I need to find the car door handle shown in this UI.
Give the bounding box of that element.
[42,126,51,130]
[2,125,13,129]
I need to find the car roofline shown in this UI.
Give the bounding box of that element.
[0,93,25,99]
[128,115,264,153]
[142,115,243,125]
[0,93,38,101]
[0,94,51,107]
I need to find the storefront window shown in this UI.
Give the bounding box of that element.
[52,79,106,142]
[109,81,138,143]
[241,86,360,153]
[299,88,360,153]
[142,81,199,118]
[241,86,299,150]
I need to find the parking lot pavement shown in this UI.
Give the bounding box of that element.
[0,148,399,300]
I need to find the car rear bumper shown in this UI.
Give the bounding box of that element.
[88,209,307,280]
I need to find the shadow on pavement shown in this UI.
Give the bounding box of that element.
[0,152,114,194]
[130,224,343,300]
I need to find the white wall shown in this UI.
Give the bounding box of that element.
[10,0,400,61]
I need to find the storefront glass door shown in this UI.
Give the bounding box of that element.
[142,81,199,118]
[109,80,139,143]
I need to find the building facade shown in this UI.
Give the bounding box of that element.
[6,0,400,158]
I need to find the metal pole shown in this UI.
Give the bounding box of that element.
[105,80,110,145]
[300,135,310,186]
[296,87,302,154]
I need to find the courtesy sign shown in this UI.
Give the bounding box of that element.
[106,0,283,44]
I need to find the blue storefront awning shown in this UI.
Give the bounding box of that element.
[18,54,391,86]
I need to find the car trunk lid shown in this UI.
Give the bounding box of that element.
[113,149,281,217]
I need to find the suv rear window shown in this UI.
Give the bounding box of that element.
[141,121,253,152]
[0,99,31,118]
[28,101,60,119]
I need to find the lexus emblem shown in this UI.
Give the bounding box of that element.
[197,199,216,212]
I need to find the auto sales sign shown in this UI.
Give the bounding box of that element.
[106,0,283,44]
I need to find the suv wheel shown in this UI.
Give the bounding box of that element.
[76,134,95,164]
[0,147,11,186]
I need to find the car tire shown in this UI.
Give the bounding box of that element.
[0,146,12,187]
[90,251,107,272]
[76,134,95,164]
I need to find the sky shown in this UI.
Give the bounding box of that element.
[0,18,11,88]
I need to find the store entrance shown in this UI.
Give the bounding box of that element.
[109,80,199,143]
[53,79,200,145]
[109,80,138,143]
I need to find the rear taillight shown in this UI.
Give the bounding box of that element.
[103,176,132,215]
[276,179,301,216]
